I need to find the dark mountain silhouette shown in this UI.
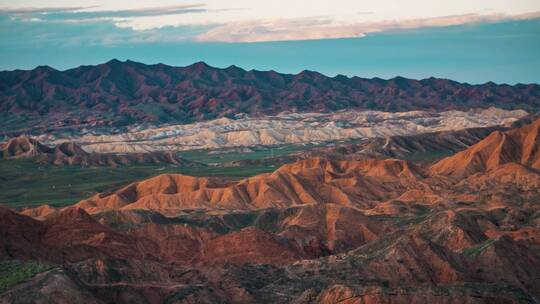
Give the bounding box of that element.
[1,59,539,134]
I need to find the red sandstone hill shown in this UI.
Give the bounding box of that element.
[430,118,540,177]
[67,116,540,213]
[0,205,47,261]
[0,136,197,167]
[2,60,539,134]
[75,158,422,214]
[4,191,540,303]
[0,136,52,158]
[0,205,158,263]
[19,204,59,220]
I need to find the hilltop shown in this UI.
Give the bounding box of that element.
[0,136,198,167]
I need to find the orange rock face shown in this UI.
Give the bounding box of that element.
[430,118,540,177]
[75,157,422,214]
[19,204,59,221]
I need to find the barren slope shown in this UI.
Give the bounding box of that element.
[431,118,540,177]
[1,136,198,167]
[3,119,540,303]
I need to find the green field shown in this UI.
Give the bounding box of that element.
[0,138,456,208]
[0,158,279,208]
[402,150,455,162]
[0,145,319,208]
[0,145,308,208]
[177,144,316,164]
[0,260,52,294]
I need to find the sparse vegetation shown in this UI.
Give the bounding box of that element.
[461,238,498,256]
[0,158,276,208]
[0,260,52,294]
[177,144,315,164]
[395,212,431,227]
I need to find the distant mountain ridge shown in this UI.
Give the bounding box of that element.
[1,59,539,134]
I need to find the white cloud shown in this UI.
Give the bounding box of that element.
[196,12,540,42]
[2,0,540,42]
[0,6,91,14]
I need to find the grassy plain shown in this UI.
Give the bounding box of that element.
[0,145,309,208]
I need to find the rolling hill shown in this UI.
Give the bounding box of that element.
[1,136,198,167]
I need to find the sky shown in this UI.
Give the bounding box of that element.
[1,0,539,84]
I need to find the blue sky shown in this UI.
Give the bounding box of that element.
[1,1,539,84]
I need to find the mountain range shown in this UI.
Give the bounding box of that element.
[1,60,540,134]
[2,118,540,303]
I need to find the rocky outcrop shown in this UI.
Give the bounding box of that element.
[430,119,540,177]
[0,136,52,159]
[75,158,421,214]
[0,136,198,167]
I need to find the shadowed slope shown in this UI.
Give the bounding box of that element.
[1,136,198,167]
[0,206,158,263]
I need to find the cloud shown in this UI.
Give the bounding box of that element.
[0,10,214,47]
[64,4,207,19]
[196,17,365,42]
[0,4,207,19]
[0,6,92,14]
[196,11,540,42]
[0,3,211,39]
[1,2,540,45]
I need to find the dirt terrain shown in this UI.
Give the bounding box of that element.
[1,136,198,167]
[2,119,540,303]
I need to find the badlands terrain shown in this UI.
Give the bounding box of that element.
[2,60,540,304]
[0,136,197,167]
[0,107,533,208]
[38,107,528,153]
[1,116,540,303]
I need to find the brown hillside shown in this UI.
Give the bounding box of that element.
[430,119,540,177]
[76,158,421,214]
[1,136,197,167]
